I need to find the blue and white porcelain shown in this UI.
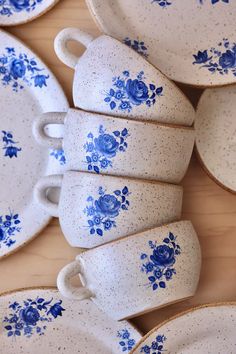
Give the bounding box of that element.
[54,28,195,125]
[86,0,236,86]
[195,86,236,193]
[0,29,68,258]
[131,303,236,353]
[33,109,195,183]
[0,288,141,353]
[0,0,59,26]
[57,220,201,320]
[34,171,183,248]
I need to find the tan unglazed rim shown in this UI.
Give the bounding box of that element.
[0,29,68,259]
[0,286,143,337]
[0,0,60,26]
[130,301,236,353]
[85,0,236,89]
[195,91,236,195]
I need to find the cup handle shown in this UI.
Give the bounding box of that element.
[34,175,63,217]
[54,28,94,69]
[33,112,66,149]
[57,260,93,300]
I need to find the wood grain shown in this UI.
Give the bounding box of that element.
[0,0,236,336]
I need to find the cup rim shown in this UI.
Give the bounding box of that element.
[68,108,195,131]
[76,220,193,257]
[64,170,184,189]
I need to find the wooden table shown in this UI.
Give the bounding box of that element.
[1,0,236,336]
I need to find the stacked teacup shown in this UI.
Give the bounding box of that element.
[33,29,201,320]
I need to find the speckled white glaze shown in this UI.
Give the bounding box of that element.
[54,28,195,126]
[131,303,236,353]
[0,288,141,353]
[0,29,68,258]
[195,86,236,193]
[57,220,201,320]
[0,0,59,26]
[33,108,195,183]
[34,171,183,248]
[86,0,236,87]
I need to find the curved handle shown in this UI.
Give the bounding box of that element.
[57,260,93,300]
[54,28,94,69]
[34,175,63,217]
[33,112,66,149]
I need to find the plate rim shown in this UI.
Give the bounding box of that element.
[0,0,60,27]
[0,28,69,259]
[195,89,236,194]
[85,0,236,88]
[130,301,236,353]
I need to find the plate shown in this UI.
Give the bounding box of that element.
[0,288,141,353]
[195,86,236,193]
[0,0,59,26]
[0,29,68,258]
[131,303,236,353]
[86,0,236,87]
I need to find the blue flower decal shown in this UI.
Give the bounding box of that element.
[0,0,43,17]
[199,0,229,4]
[123,38,148,58]
[2,131,21,158]
[84,186,130,237]
[0,47,49,91]
[50,149,66,165]
[151,0,172,7]
[117,329,136,352]
[0,211,21,248]
[193,38,236,75]
[140,335,166,353]
[83,125,129,174]
[141,233,181,291]
[3,297,65,338]
[104,70,163,112]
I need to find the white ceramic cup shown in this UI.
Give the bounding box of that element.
[34,171,183,248]
[57,220,201,320]
[33,108,195,183]
[54,28,195,126]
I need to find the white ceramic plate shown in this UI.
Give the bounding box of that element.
[0,288,141,353]
[131,303,236,353]
[0,0,59,26]
[86,0,236,87]
[0,29,68,258]
[195,86,236,193]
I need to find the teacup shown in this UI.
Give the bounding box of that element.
[54,28,195,126]
[34,171,183,248]
[33,108,195,183]
[57,220,201,320]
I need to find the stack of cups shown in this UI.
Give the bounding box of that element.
[33,29,201,321]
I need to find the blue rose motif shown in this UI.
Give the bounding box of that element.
[95,194,121,218]
[150,245,175,268]
[10,59,26,79]
[219,49,236,69]
[94,134,119,158]
[125,79,149,105]
[9,0,30,10]
[20,306,40,326]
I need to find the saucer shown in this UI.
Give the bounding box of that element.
[195,86,236,193]
[0,0,59,26]
[131,303,236,353]
[0,29,68,258]
[86,0,236,87]
[0,288,141,353]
